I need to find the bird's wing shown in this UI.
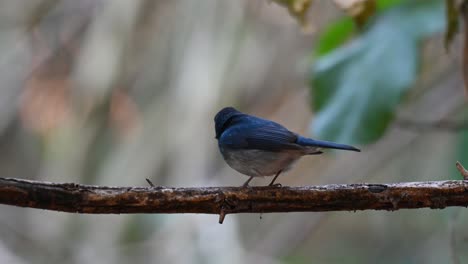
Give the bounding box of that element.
[221,118,303,152]
[244,123,301,151]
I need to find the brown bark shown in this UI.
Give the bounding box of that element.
[1,177,468,223]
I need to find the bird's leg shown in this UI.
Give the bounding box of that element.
[242,176,254,187]
[268,170,283,187]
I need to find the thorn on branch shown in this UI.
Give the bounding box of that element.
[218,197,236,224]
[219,209,226,224]
[146,178,155,187]
[456,161,468,180]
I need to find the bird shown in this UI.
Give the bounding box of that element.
[214,107,360,187]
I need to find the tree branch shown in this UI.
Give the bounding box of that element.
[1,177,468,224]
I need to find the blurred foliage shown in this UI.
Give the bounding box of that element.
[314,0,403,57]
[452,121,468,180]
[119,215,158,244]
[454,132,468,180]
[463,0,468,94]
[272,0,312,26]
[314,17,355,56]
[332,0,376,28]
[444,0,460,51]
[375,0,403,10]
[444,0,468,51]
[0,1,465,263]
[309,0,445,145]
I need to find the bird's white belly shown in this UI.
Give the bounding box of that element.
[221,149,301,177]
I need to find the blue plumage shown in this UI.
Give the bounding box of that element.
[214,107,360,186]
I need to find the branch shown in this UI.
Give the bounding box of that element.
[2,177,468,223]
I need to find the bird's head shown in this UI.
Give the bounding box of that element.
[214,107,242,139]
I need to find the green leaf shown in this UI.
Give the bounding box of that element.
[376,0,403,11]
[310,0,445,144]
[333,0,377,29]
[315,17,355,56]
[314,0,405,57]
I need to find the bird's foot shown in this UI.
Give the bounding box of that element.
[242,176,254,187]
[267,170,283,187]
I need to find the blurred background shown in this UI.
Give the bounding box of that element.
[0,0,467,263]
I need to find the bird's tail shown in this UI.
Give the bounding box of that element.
[297,136,360,152]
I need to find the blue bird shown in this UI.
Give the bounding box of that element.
[214,107,360,187]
